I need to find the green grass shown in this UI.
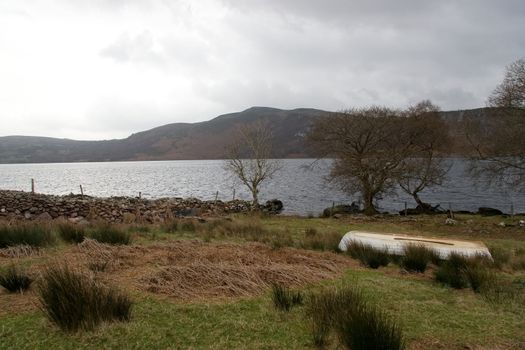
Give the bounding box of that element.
[1,268,524,349]
[0,297,311,349]
[1,215,525,349]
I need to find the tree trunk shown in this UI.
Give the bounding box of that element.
[362,189,378,216]
[412,192,431,211]
[251,187,259,210]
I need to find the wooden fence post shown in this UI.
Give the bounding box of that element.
[31,179,35,194]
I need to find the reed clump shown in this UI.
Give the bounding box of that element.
[37,264,132,332]
[0,265,33,293]
[306,286,405,350]
[434,253,496,292]
[0,223,55,248]
[88,224,132,245]
[57,222,86,244]
[400,244,439,273]
[347,242,390,269]
[271,283,304,311]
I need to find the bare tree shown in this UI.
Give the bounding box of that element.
[225,121,282,208]
[487,58,525,108]
[466,58,525,190]
[307,107,415,215]
[397,101,451,210]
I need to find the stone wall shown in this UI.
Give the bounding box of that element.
[0,190,252,223]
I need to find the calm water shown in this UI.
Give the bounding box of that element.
[0,159,523,215]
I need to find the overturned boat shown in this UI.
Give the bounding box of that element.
[338,231,492,259]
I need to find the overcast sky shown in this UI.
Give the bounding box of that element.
[1,1,524,140]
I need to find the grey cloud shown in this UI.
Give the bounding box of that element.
[1,0,524,139]
[100,31,164,64]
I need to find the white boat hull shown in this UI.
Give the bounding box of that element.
[338,231,492,259]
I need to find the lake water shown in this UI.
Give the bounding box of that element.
[0,159,523,215]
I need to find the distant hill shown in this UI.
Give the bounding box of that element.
[0,107,328,163]
[0,106,500,164]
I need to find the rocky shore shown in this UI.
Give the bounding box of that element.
[0,190,265,224]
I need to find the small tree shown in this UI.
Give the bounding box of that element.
[487,58,525,108]
[397,101,451,210]
[308,107,414,215]
[225,121,281,208]
[466,58,525,190]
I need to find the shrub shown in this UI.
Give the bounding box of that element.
[210,220,267,237]
[347,242,390,268]
[480,276,525,305]
[0,265,32,293]
[336,302,405,350]
[488,247,511,269]
[434,253,470,289]
[0,224,55,248]
[179,220,197,232]
[57,223,86,244]
[271,283,304,311]
[37,264,132,332]
[161,219,179,233]
[269,235,295,250]
[305,228,318,237]
[303,231,341,252]
[128,225,150,233]
[88,225,131,245]
[306,286,405,350]
[306,287,360,348]
[464,265,496,293]
[435,253,496,292]
[511,255,525,271]
[400,245,438,273]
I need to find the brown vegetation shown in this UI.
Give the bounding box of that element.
[70,239,354,301]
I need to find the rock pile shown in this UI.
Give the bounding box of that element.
[0,190,255,223]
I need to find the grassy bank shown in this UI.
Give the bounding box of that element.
[1,214,524,349]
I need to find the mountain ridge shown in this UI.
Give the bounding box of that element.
[0,106,491,164]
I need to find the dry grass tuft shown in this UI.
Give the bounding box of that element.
[76,238,118,272]
[0,245,41,258]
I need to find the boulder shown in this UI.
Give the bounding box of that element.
[399,204,445,216]
[36,212,53,221]
[323,202,360,217]
[262,199,283,214]
[445,218,457,225]
[478,207,503,216]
